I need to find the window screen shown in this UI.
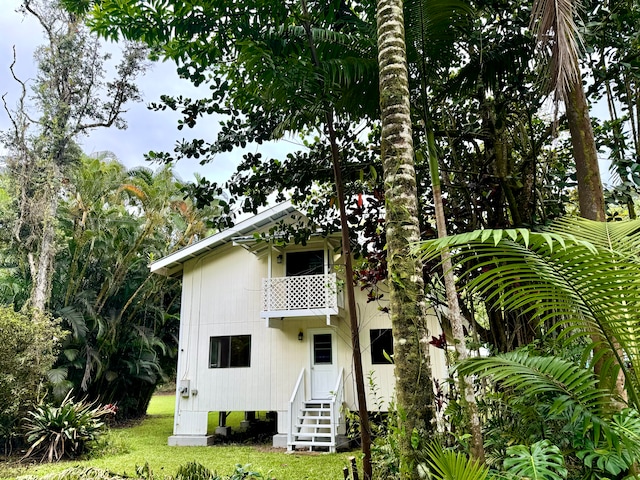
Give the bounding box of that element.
[286,250,324,276]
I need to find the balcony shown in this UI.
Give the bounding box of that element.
[261,273,344,320]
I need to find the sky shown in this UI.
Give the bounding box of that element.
[0,0,302,185]
[1,0,616,193]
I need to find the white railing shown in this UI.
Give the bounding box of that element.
[329,368,344,451]
[263,273,342,313]
[287,368,306,451]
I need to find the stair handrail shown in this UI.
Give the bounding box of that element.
[329,368,344,449]
[288,367,306,449]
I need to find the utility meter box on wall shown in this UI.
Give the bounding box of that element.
[179,379,190,397]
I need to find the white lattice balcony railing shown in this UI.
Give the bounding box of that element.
[261,273,344,318]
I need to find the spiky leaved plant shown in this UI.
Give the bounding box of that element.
[23,392,115,462]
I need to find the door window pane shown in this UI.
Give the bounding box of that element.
[314,333,332,364]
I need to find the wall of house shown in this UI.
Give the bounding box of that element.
[174,244,269,436]
[171,239,447,439]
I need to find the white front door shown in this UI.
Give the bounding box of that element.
[310,329,337,399]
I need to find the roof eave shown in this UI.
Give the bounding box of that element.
[149,201,297,277]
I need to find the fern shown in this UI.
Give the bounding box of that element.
[424,442,491,480]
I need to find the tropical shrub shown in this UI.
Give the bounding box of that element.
[420,217,640,406]
[0,307,62,453]
[22,393,116,462]
[371,414,401,480]
[423,442,490,480]
[173,462,264,480]
[456,349,640,478]
[420,218,640,477]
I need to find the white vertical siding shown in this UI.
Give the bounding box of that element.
[173,240,447,437]
[185,245,272,412]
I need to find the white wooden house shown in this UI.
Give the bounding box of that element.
[150,202,447,451]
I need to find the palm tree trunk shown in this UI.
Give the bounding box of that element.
[426,130,485,462]
[531,0,623,400]
[564,55,627,401]
[565,82,606,221]
[376,0,435,476]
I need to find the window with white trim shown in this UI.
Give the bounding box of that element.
[209,335,251,368]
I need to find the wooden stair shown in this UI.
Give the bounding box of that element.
[289,401,336,452]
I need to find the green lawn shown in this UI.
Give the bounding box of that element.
[2,395,359,480]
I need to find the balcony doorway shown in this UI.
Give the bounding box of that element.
[286,250,324,276]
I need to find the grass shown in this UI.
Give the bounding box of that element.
[1,395,359,480]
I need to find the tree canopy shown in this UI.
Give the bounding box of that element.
[60,0,640,418]
[33,0,640,476]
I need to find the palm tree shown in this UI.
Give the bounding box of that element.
[51,154,219,417]
[376,0,436,477]
[405,0,485,459]
[529,0,605,221]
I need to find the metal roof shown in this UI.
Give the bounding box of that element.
[150,201,298,277]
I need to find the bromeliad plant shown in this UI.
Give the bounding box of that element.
[22,393,116,462]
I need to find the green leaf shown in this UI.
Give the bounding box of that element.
[411,428,420,449]
[492,229,503,245]
[504,440,567,480]
[424,442,490,480]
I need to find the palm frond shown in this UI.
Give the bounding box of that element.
[424,442,490,480]
[126,166,155,185]
[543,217,640,260]
[322,56,379,90]
[405,0,475,77]
[271,25,375,53]
[529,0,582,100]
[57,305,88,340]
[419,218,640,408]
[457,351,611,414]
[444,34,535,98]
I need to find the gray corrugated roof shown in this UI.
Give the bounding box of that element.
[150,201,298,277]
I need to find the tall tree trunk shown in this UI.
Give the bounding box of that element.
[425,131,485,462]
[329,120,373,480]
[376,0,435,477]
[531,0,624,399]
[565,82,606,221]
[564,66,626,400]
[29,191,58,312]
[298,2,372,476]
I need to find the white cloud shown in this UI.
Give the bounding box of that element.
[0,0,302,186]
